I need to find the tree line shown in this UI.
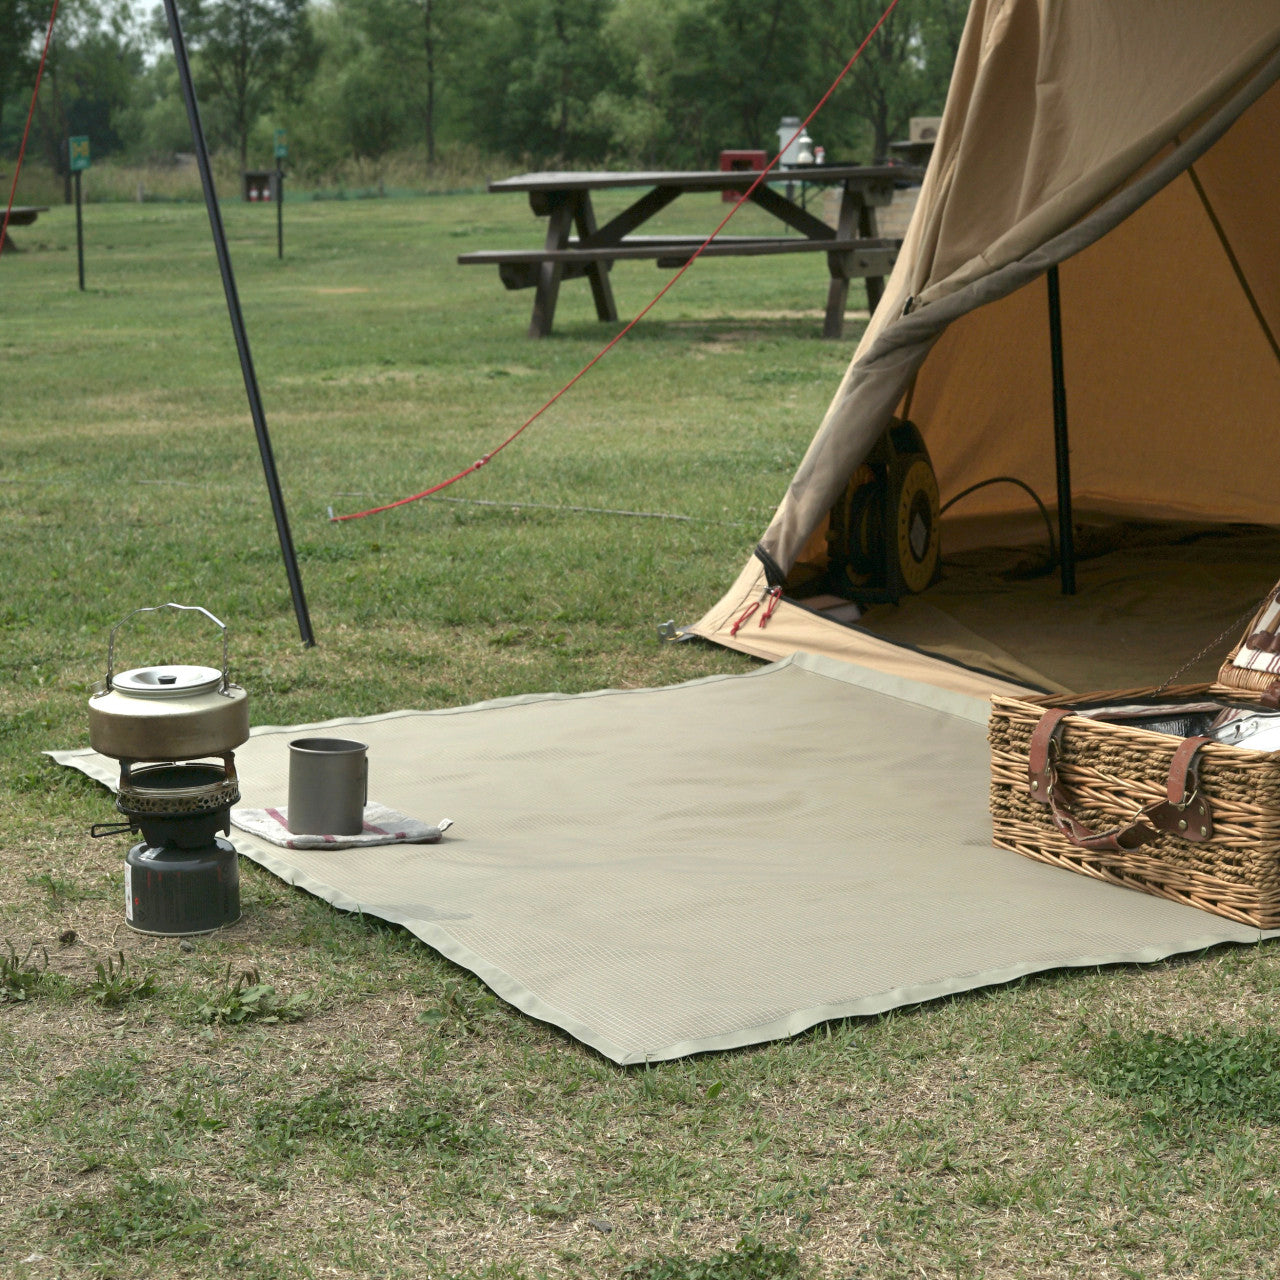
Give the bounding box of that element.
[1,0,965,186]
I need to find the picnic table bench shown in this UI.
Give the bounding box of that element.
[1,204,50,253]
[458,166,917,339]
[1,204,51,254]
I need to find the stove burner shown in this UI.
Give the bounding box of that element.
[119,759,239,810]
[93,756,242,934]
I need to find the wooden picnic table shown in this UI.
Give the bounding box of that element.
[457,165,917,339]
[0,205,50,253]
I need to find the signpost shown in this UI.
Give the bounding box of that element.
[69,135,90,290]
[273,130,287,259]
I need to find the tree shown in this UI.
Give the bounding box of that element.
[667,0,818,159]
[167,0,315,169]
[24,0,144,198]
[0,0,46,144]
[56,0,970,178]
[588,0,696,166]
[814,0,966,162]
[286,0,437,165]
[113,55,199,161]
[915,0,967,109]
[454,0,616,165]
[349,0,454,166]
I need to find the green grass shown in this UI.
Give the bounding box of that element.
[3,192,1280,1279]
[623,1238,810,1280]
[1083,1026,1280,1127]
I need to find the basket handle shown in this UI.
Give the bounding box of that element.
[1027,708,1214,851]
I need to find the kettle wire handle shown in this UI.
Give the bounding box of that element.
[105,604,229,693]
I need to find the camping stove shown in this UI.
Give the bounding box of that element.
[88,605,250,936]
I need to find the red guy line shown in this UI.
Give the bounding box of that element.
[343,0,903,522]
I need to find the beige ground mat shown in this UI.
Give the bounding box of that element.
[50,653,1275,1065]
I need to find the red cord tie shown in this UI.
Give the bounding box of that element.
[759,587,783,628]
[729,587,784,637]
[729,599,761,637]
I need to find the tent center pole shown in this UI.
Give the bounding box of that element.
[1047,265,1076,595]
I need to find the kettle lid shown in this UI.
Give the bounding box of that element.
[111,665,224,699]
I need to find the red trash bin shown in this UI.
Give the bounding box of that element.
[718,150,767,202]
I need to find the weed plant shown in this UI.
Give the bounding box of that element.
[195,963,307,1024]
[1,193,1278,1278]
[10,145,504,210]
[89,950,156,1008]
[252,1084,479,1158]
[39,1171,214,1258]
[0,940,47,1002]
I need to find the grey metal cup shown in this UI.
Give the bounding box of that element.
[287,737,368,835]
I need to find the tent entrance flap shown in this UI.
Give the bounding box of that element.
[699,6,1280,684]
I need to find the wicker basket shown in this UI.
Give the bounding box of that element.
[990,588,1280,928]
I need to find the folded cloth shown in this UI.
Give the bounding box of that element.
[232,804,453,850]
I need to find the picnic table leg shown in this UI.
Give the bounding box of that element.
[823,183,863,340]
[858,197,885,316]
[529,193,576,338]
[573,193,618,324]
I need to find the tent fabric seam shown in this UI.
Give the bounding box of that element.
[1182,161,1280,367]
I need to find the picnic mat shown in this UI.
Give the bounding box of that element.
[49,653,1275,1065]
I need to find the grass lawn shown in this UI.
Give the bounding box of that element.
[2,191,1279,1280]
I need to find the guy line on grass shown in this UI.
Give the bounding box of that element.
[328,495,759,528]
[0,475,764,526]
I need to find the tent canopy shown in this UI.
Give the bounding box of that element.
[692,0,1280,697]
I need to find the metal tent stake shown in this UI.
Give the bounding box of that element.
[1047,264,1076,596]
[160,0,315,647]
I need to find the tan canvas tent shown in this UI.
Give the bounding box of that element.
[690,0,1280,699]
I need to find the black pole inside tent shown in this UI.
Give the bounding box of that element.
[1046,265,1076,596]
[160,0,316,647]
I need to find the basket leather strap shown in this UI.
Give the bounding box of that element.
[1147,735,1214,841]
[1026,710,1214,851]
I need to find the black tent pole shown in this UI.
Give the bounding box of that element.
[160,0,316,647]
[1046,264,1076,595]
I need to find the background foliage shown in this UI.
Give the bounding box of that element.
[2,0,965,186]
